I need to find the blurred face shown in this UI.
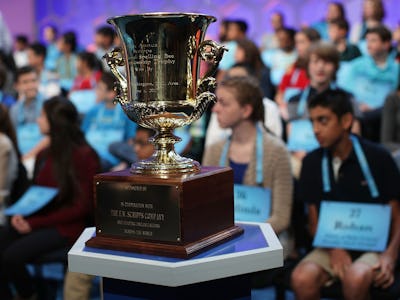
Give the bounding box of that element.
[363,1,376,19]
[308,54,336,86]
[37,109,50,135]
[95,81,115,103]
[213,86,250,129]
[326,3,342,21]
[309,106,351,149]
[27,49,43,68]
[94,33,104,48]
[277,30,294,52]
[295,32,311,58]
[328,24,342,42]
[14,41,26,51]
[76,57,85,74]
[44,27,56,43]
[226,23,244,41]
[271,13,283,31]
[15,71,39,100]
[366,32,389,57]
[133,130,155,160]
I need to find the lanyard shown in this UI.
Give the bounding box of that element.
[219,123,264,185]
[297,83,337,116]
[17,95,42,124]
[322,135,379,198]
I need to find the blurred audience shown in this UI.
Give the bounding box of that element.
[42,24,60,71]
[275,27,321,119]
[260,11,285,51]
[27,42,61,98]
[81,72,136,171]
[0,104,19,226]
[235,38,275,99]
[9,66,47,159]
[311,1,346,41]
[13,35,29,68]
[262,27,297,87]
[328,19,362,62]
[56,31,78,92]
[339,25,399,142]
[0,96,100,300]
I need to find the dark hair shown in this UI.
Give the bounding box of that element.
[15,65,37,82]
[299,28,321,42]
[329,18,350,32]
[96,26,115,39]
[231,19,248,34]
[236,38,267,79]
[0,65,7,89]
[365,24,392,42]
[308,42,340,79]
[15,35,29,45]
[61,31,77,52]
[217,76,264,123]
[308,89,354,120]
[277,27,297,41]
[99,72,116,91]
[77,51,102,71]
[0,50,16,73]
[42,96,91,205]
[28,42,47,58]
[0,103,20,157]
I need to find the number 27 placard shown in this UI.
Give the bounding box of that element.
[313,201,391,252]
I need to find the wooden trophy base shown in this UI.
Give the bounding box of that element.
[86,166,243,258]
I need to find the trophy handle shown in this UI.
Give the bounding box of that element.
[197,40,226,95]
[103,48,128,104]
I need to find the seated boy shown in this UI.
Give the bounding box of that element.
[291,89,400,300]
[81,72,136,171]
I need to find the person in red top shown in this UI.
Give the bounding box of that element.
[275,28,321,120]
[71,51,102,91]
[0,96,100,300]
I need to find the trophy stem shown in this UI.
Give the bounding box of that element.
[130,128,200,175]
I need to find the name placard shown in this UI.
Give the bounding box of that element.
[234,184,271,222]
[5,185,58,216]
[313,201,391,252]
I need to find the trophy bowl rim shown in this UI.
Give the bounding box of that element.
[107,12,217,23]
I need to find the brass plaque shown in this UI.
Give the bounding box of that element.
[96,181,181,242]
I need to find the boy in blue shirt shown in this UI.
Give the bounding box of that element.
[9,66,46,159]
[339,25,399,142]
[291,89,400,300]
[81,72,136,171]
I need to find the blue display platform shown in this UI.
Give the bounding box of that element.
[68,222,282,299]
